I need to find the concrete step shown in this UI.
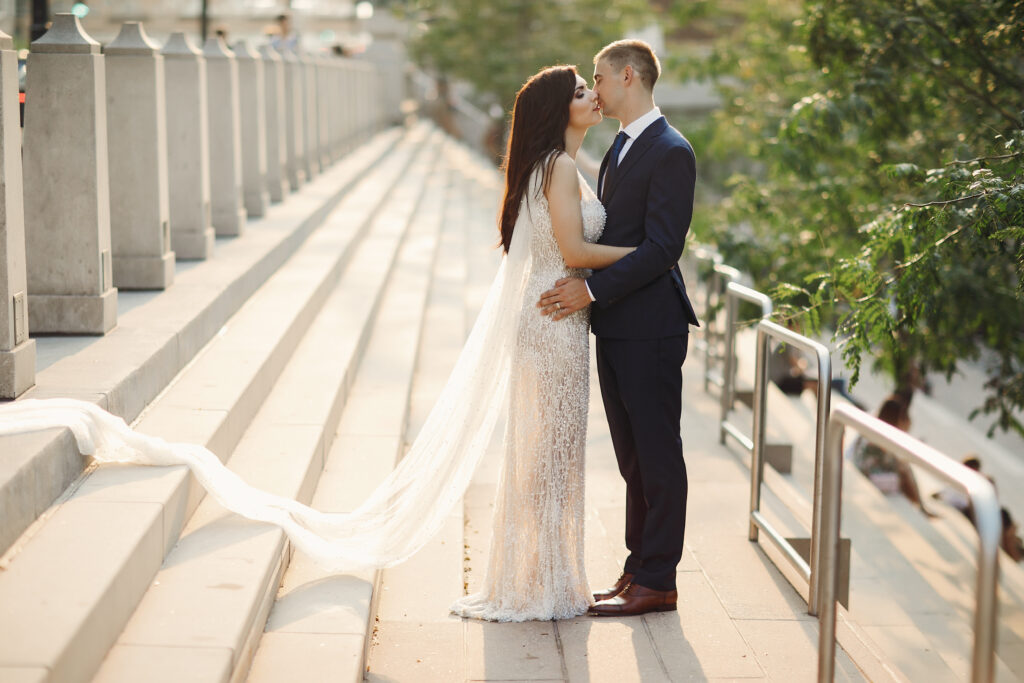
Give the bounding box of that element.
[0,123,434,683]
[88,131,447,683]
[0,126,403,557]
[247,143,463,683]
[360,157,482,683]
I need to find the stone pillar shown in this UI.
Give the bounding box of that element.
[203,36,246,236]
[328,59,343,160]
[356,64,370,137]
[23,14,117,335]
[281,48,305,191]
[232,40,269,218]
[104,22,174,290]
[258,43,288,203]
[162,33,214,260]
[0,30,34,397]
[339,60,354,153]
[316,57,331,170]
[300,52,318,179]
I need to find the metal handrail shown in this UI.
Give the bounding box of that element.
[719,282,772,451]
[684,246,724,392]
[818,403,1000,682]
[702,263,740,392]
[748,320,831,609]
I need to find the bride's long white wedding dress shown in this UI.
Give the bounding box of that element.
[0,159,604,623]
[451,163,605,621]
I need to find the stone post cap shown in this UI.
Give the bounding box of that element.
[104,22,160,56]
[257,44,282,62]
[202,35,234,59]
[161,32,202,57]
[31,14,101,54]
[230,39,259,60]
[0,29,13,51]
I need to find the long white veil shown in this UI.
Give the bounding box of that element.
[0,207,533,572]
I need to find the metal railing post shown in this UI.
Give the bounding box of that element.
[808,340,833,616]
[817,413,845,682]
[720,282,772,446]
[746,321,831,608]
[818,403,1000,682]
[682,245,722,393]
[748,323,770,542]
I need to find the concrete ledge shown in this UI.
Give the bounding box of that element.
[171,226,216,261]
[0,127,404,557]
[111,251,175,290]
[28,288,118,335]
[0,339,35,399]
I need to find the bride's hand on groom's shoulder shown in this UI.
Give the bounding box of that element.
[537,277,591,320]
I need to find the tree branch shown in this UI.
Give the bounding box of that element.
[947,151,1024,166]
[903,191,987,208]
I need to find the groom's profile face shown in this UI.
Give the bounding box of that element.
[593,58,625,120]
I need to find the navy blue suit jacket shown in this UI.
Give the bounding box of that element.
[588,116,699,339]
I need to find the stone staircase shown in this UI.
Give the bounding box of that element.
[0,121,457,682]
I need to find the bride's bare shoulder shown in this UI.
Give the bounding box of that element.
[545,153,581,196]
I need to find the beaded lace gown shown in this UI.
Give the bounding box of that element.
[451,164,606,622]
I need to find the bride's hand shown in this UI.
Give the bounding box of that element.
[537,278,591,320]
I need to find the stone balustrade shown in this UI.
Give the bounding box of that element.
[0,14,389,399]
[0,30,33,398]
[233,39,269,219]
[259,43,288,204]
[281,47,306,192]
[104,21,175,290]
[162,32,215,260]
[23,14,118,336]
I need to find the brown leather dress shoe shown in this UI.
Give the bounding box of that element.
[588,583,677,616]
[592,572,634,602]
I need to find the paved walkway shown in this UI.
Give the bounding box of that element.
[362,164,866,682]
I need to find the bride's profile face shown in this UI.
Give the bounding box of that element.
[567,74,602,130]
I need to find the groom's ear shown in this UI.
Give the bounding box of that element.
[622,65,634,86]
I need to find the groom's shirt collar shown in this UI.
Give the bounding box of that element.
[619,106,662,140]
[614,106,662,164]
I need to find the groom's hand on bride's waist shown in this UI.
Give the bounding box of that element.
[537,278,591,321]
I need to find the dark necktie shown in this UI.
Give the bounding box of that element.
[603,131,630,199]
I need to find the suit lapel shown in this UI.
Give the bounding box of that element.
[597,144,613,201]
[602,117,668,205]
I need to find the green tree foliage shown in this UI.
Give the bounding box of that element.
[684,0,1024,433]
[394,0,650,110]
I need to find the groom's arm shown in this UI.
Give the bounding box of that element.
[586,143,695,307]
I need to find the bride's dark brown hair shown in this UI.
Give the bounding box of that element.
[498,65,578,253]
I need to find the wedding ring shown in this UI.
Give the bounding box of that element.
[555,303,561,310]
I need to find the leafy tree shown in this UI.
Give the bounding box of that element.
[394,0,650,111]
[679,0,1024,433]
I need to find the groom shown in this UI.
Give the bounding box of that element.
[538,39,699,616]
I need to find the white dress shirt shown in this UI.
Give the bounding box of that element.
[587,106,663,302]
[605,106,663,179]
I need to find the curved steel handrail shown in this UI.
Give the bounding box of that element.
[719,281,772,451]
[817,404,1000,682]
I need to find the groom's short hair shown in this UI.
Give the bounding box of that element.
[595,40,661,91]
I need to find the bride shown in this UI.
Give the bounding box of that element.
[452,65,633,621]
[0,65,632,623]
